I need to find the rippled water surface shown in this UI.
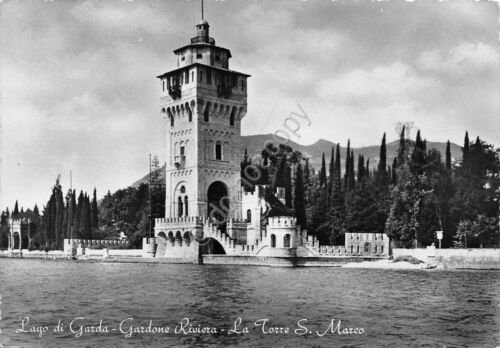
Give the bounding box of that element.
[1,259,499,347]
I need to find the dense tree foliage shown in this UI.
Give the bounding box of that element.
[1,135,498,251]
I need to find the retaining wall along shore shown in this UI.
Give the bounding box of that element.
[393,248,500,269]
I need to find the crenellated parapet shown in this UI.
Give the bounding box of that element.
[267,216,297,228]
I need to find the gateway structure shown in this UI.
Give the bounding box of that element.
[143,18,389,264]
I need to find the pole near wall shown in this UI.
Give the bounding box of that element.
[149,154,152,239]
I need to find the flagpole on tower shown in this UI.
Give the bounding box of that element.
[201,0,204,20]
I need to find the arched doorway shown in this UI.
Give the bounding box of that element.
[199,237,226,255]
[364,242,371,254]
[270,234,276,248]
[207,181,229,225]
[13,232,20,250]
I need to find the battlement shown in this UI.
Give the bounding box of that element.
[155,216,205,225]
[64,238,128,246]
[267,216,297,228]
[345,232,385,241]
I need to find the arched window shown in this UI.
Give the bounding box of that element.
[188,107,192,122]
[204,106,210,122]
[215,141,222,160]
[284,234,291,248]
[270,234,276,248]
[184,196,189,216]
[350,245,353,254]
[381,245,384,254]
[168,111,174,127]
[374,245,378,254]
[177,196,183,217]
[246,209,252,222]
[356,245,360,254]
[229,108,235,126]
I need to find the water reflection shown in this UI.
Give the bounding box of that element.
[0,260,498,347]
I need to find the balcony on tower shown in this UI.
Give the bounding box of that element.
[174,155,186,170]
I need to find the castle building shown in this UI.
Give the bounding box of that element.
[144,16,389,263]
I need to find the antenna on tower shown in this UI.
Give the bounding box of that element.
[201,0,204,20]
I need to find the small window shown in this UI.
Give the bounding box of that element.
[198,71,203,83]
[215,141,222,160]
[181,56,185,61]
[375,245,378,254]
[270,234,276,248]
[162,80,165,92]
[188,108,192,122]
[215,55,220,61]
[284,234,291,248]
[229,109,235,126]
[204,107,209,122]
[197,53,202,59]
[241,79,246,90]
[180,186,186,194]
[184,196,189,216]
[185,70,189,84]
[246,209,252,222]
[381,245,384,254]
[180,145,185,157]
[207,70,212,84]
[191,71,194,82]
[178,196,183,217]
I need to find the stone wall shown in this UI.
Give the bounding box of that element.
[344,233,389,256]
[393,247,500,269]
[63,238,127,254]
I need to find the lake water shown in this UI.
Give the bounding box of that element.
[1,259,499,347]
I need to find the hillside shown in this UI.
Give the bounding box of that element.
[241,134,461,173]
[131,134,462,187]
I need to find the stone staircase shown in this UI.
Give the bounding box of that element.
[155,237,168,258]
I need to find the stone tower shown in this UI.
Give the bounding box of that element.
[157,18,250,224]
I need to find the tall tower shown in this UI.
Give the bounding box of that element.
[157,17,250,224]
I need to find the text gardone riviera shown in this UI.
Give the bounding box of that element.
[15,316,365,338]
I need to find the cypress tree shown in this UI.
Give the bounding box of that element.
[376,132,388,185]
[303,158,310,186]
[410,130,427,175]
[391,157,398,184]
[91,188,99,231]
[357,154,365,184]
[285,166,293,208]
[13,201,19,218]
[397,126,406,166]
[75,191,84,238]
[333,143,342,197]
[344,140,351,190]
[461,131,471,174]
[319,153,327,186]
[348,150,355,190]
[445,140,452,171]
[54,181,64,249]
[328,146,335,197]
[294,163,307,228]
[365,158,370,178]
[85,194,92,239]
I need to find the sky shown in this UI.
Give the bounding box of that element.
[1,0,499,211]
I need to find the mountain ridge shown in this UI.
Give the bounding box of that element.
[130,134,462,188]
